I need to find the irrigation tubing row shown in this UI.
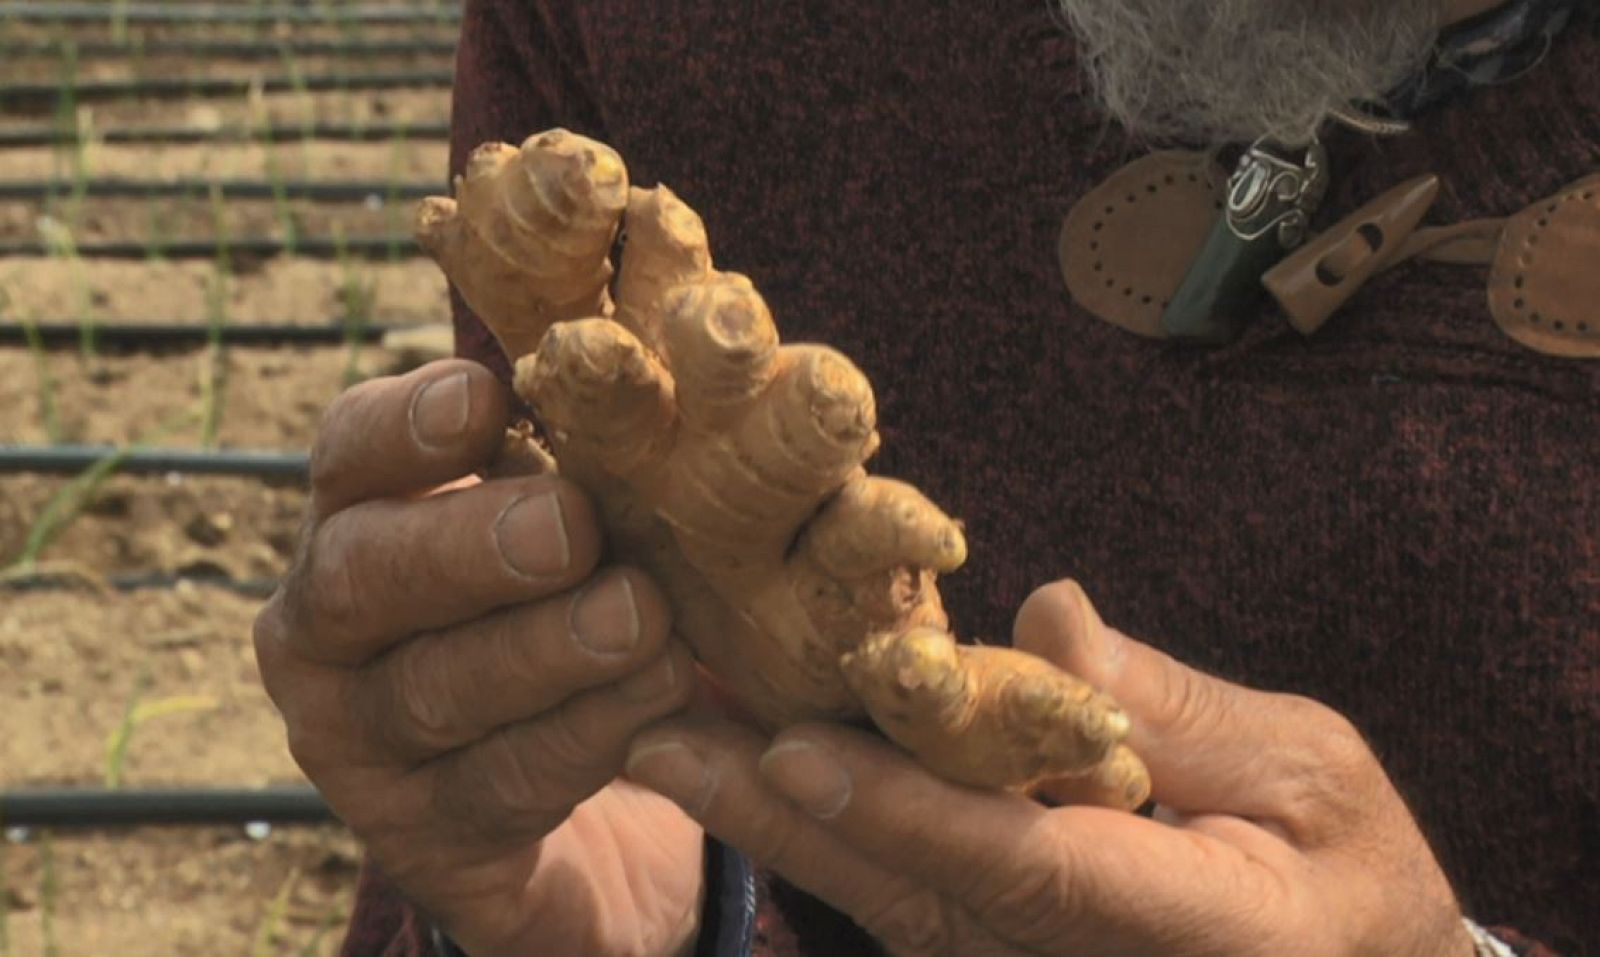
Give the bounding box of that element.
[0,234,418,260]
[2,571,281,599]
[0,3,461,25]
[0,787,335,828]
[0,445,310,478]
[0,178,438,200]
[0,321,395,348]
[0,120,450,147]
[0,69,455,110]
[0,38,458,59]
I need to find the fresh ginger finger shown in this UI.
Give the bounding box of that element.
[415,130,628,361]
[795,476,968,580]
[840,628,1132,796]
[650,345,878,565]
[615,185,715,350]
[1034,745,1152,811]
[520,318,678,477]
[660,273,780,429]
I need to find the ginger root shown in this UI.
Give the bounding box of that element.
[417,129,1150,807]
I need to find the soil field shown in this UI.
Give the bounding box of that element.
[1,5,460,954]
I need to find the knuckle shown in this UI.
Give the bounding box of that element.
[860,891,955,957]
[1269,696,1385,838]
[282,700,341,776]
[463,730,573,824]
[736,791,808,866]
[1160,659,1228,740]
[300,514,369,643]
[386,643,466,756]
[967,853,1080,942]
[251,595,291,706]
[531,704,607,777]
[1285,695,1374,774]
[308,378,382,491]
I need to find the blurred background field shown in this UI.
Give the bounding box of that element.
[0,2,460,952]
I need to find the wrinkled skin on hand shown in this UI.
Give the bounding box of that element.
[627,581,1479,957]
[253,361,706,957]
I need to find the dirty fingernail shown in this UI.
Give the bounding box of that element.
[759,739,852,820]
[410,371,471,448]
[626,739,714,817]
[568,575,640,655]
[493,491,570,579]
[616,653,675,702]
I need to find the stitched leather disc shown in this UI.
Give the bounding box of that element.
[1058,151,1225,338]
[1489,174,1600,358]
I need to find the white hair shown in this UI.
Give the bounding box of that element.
[1055,0,1443,144]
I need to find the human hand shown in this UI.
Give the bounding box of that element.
[253,360,705,957]
[623,579,1476,957]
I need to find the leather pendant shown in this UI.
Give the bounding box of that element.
[1058,152,1224,339]
[1488,175,1600,358]
[1161,139,1329,344]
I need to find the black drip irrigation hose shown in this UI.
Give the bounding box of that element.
[0,121,451,148]
[0,234,418,260]
[0,178,438,201]
[1,570,281,598]
[0,69,455,112]
[0,321,395,348]
[0,444,310,479]
[0,3,461,25]
[0,787,334,829]
[0,39,459,59]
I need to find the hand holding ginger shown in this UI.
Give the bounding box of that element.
[253,364,706,957]
[417,128,1149,807]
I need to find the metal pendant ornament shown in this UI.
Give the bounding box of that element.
[1160,138,1329,343]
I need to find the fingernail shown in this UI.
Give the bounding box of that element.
[569,575,640,656]
[626,740,714,816]
[616,653,675,703]
[410,372,471,449]
[758,739,851,820]
[493,492,571,579]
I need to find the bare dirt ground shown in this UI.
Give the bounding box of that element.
[1,6,460,954]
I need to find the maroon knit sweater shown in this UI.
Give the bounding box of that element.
[342,2,1600,954]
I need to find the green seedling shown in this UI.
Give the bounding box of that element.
[103,663,153,789]
[104,662,219,789]
[39,831,57,957]
[249,81,298,255]
[200,185,233,449]
[296,904,345,957]
[143,198,171,262]
[109,0,130,46]
[384,122,412,262]
[62,107,94,237]
[48,40,78,215]
[334,224,376,387]
[277,43,317,171]
[250,868,300,957]
[36,219,96,364]
[6,412,193,574]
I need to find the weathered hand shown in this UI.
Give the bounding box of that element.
[253,360,705,957]
[624,579,1476,957]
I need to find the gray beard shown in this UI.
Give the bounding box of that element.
[1055,0,1443,145]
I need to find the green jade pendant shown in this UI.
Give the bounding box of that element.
[1161,139,1330,343]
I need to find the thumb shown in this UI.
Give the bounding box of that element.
[1014,580,1346,824]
